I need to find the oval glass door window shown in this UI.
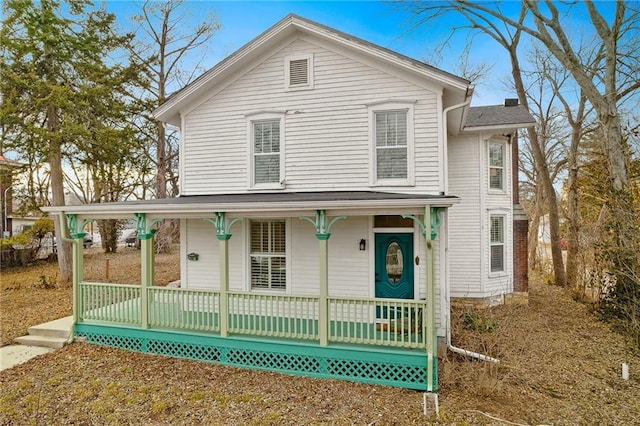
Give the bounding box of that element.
[386,242,403,283]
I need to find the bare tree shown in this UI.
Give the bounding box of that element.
[406,2,568,284]
[407,0,640,285]
[130,0,221,199]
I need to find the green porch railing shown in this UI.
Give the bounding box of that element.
[328,297,426,349]
[77,283,427,350]
[148,287,220,333]
[79,282,141,325]
[227,292,320,340]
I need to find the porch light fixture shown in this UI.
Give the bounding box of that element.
[359,239,366,251]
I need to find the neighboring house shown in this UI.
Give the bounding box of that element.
[43,15,535,392]
[0,154,23,238]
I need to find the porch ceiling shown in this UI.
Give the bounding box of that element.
[41,191,459,219]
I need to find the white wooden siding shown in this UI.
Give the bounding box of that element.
[182,38,440,195]
[447,134,483,297]
[447,133,514,299]
[182,215,443,331]
[182,218,245,291]
[481,133,514,297]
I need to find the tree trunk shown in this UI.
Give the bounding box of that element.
[155,122,167,199]
[564,114,584,291]
[48,107,72,283]
[98,219,119,253]
[528,179,544,271]
[508,46,566,286]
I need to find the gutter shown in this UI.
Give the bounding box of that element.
[442,90,500,365]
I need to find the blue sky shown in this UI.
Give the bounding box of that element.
[105,1,604,106]
[104,0,525,105]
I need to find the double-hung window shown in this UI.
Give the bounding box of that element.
[250,220,286,290]
[490,215,505,273]
[248,112,284,188]
[369,102,414,185]
[488,142,505,191]
[376,110,408,179]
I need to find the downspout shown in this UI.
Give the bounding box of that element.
[57,211,77,345]
[442,90,500,364]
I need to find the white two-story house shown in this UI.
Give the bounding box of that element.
[45,14,534,392]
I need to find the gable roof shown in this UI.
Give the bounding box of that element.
[153,14,472,126]
[463,104,536,132]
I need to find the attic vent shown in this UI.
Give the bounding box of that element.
[289,59,308,85]
[285,54,314,91]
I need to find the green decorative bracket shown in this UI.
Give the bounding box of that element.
[203,212,244,241]
[134,213,162,240]
[300,210,347,240]
[66,214,91,239]
[402,207,445,240]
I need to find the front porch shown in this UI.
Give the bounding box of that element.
[74,283,432,389]
[47,191,456,391]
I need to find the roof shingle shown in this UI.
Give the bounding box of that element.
[464,104,536,129]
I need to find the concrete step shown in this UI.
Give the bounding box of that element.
[27,316,72,339]
[14,335,68,349]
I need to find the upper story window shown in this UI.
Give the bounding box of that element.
[285,54,314,91]
[369,101,415,186]
[247,112,285,189]
[490,215,505,273]
[250,220,287,290]
[488,142,505,191]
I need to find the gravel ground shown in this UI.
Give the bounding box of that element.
[1,251,639,425]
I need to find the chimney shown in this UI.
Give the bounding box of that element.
[504,98,519,107]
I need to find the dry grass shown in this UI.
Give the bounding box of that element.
[1,250,640,424]
[0,247,179,346]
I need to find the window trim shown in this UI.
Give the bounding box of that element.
[246,219,291,293]
[489,214,506,276]
[488,140,506,193]
[285,53,314,91]
[368,101,415,187]
[246,112,285,190]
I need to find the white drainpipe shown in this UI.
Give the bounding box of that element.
[442,91,500,365]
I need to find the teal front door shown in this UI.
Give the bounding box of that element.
[375,233,414,301]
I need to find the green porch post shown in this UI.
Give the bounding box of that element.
[402,206,444,392]
[300,210,346,346]
[424,207,436,392]
[135,213,161,329]
[66,214,88,324]
[204,213,243,338]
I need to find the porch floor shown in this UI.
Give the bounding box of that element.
[83,298,426,347]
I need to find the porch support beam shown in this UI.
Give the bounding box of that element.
[424,207,435,392]
[300,210,346,346]
[204,212,244,337]
[135,213,161,329]
[65,214,88,323]
[402,206,444,392]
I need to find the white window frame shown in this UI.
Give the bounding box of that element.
[368,101,415,186]
[246,112,285,189]
[285,53,314,91]
[246,219,291,293]
[489,214,506,275]
[488,141,506,193]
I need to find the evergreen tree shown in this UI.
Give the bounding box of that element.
[0,0,140,280]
